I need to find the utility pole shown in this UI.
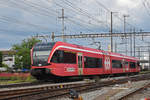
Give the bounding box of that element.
[137,47,140,59]
[130,28,132,56]
[115,42,117,53]
[51,32,55,42]
[133,28,136,57]
[58,9,67,42]
[123,15,129,55]
[130,32,132,56]
[110,12,117,52]
[110,12,113,52]
[140,29,144,41]
[123,15,130,34]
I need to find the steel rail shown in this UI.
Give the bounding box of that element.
[1,74,150,100]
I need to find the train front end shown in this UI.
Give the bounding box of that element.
[30,42,56,80]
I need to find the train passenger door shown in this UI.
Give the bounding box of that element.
[77,53,83,75]
[124,61,129,72]
[121,59,125,73]
[104,55,111,74]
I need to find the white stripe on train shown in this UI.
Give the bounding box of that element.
[50,45,138,60]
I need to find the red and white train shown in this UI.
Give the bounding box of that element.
[31,41,140,81]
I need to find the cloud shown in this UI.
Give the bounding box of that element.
[0,0,149,52]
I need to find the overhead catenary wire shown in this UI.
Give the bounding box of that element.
[0,0,116,33]
[94,0,139,31]
[17,0,96,32]
[0,0,81,34]
[19,0,95,32]
[0,1,143,37]
[0,0,58,31]
[61,0,110,29]
[142,0,150,16]
[0,15,51,30]
[52,1,99,28]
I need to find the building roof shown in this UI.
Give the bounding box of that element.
[0,50,16,55]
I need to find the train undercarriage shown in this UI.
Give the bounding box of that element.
[31,68,139,82]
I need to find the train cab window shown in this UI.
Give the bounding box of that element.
[84,56,102,68]
[129,62,136,68]
[51,50,76,64]
[112,60,122,68]
[51,50,63,63]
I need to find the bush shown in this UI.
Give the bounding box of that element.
[2,63,12,72]
[2,63,8,68]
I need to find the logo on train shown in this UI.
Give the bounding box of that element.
[105,56,110,70]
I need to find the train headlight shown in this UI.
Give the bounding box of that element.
[38,64,42,66]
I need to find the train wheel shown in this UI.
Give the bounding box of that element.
[35,76,44,81]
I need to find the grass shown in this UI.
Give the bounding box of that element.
[0,76,37,85]
[1,70,149,85]
[140,70,150,74]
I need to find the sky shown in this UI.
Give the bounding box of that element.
[0,0,150,56]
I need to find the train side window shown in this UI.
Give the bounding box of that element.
[51,50,76,64]
[63,51,76,64]
[84,56,102,68]
[112,60,122,68]
[129,62,136,68]
[125,62,129,66]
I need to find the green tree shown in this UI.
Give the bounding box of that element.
[12,37,41,69]
[0,52,2,67]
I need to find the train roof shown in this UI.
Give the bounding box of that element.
[40,41,139,61]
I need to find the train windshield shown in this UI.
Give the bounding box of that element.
[32,42,55,66]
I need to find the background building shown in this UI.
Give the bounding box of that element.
[140,53,150,71]
[0,50,15,68]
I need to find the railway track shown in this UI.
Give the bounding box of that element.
[118,81,150,100]
[0,72,146,89]
[0,73,150,100]
[0,74,142,89]
[0,82,93,100]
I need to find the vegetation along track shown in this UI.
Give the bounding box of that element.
[1,73,150,100]
[0,81,52,89]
